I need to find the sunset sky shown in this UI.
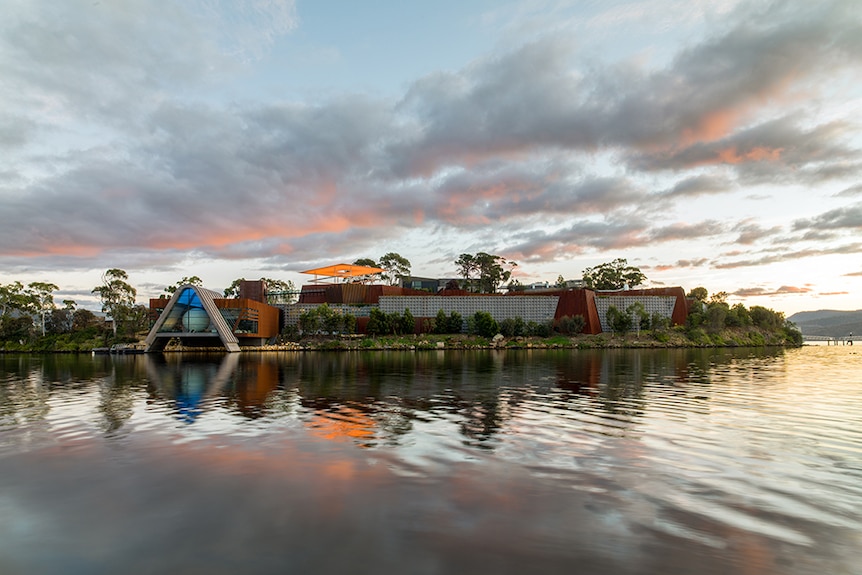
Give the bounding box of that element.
[1,0,860,315]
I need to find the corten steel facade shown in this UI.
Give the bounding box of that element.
[284,282,690,335]
[146,283,281,352]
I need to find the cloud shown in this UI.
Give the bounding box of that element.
[0,0,860,282]
[835,184,862,197]
[792,201,862,231]
[732,220,782,245]
[733,285,812,297]
[661,175,734,199]
[628,117,861,183]
[649,258,710,272]
[715,242,862,269]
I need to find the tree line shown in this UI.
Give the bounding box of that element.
[0,270,297,350]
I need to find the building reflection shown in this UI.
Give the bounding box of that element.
[135,347,784,445]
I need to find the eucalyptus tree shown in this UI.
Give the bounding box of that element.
[0,281,29,317]
[456,252,516,293]
[223,277,296,303]
[378,252,411,286]
[165,276,203,294]
[582,258,646,290]
[474,252,516,293]
[455,253,479,291]
[262,278,296,304]
[27,281,59,336]
[92,269,137,336]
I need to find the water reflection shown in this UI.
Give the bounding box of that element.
[1,348,788,447]
[1,347,861,575]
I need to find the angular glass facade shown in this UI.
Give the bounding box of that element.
[157,288,216,333]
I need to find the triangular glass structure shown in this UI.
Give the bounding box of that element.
[145,285,240,352]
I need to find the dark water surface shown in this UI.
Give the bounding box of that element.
[1,347,860,574]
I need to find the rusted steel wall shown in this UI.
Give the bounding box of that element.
[215,298,280,338]
[149,298,168,323]
[238,280,267,303]
[554,290,602,334]
[507,289,602,334]
[298,285,328,304]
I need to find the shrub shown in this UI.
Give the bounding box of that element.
[526,320,552,337]
[433,309,448,334]
[705,302,729,332]
[366,308,390,336]
[750,306,784,330]
[472,311,499,338]
[555,315,585,335]
[686,327,709,345]
[342,313,357,334]
[606,305,632,334]
[447,311,463,334]
[499,316,526,337]
[650,313,670,331]
[400,308,415,335]
[626,302,650,330]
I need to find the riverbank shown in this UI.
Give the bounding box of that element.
[215,325,802,352]
[0,325,803,353]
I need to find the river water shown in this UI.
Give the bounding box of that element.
[0,346,860,574]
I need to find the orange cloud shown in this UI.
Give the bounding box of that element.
[717,146,783,164]
[682,108,740,145]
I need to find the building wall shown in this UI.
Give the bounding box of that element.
[215,298,281,339]
[379,295,560,325]
[287,284,690,336]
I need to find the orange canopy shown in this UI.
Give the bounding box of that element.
[300,263,384,281]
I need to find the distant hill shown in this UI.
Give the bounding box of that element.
[787,309,862,338]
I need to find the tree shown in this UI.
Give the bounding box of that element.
[261,278,296,304]
[606,305,632,334]
[555,275,566,288]
[27,281,58,336]
[687,287,708,302]
[378,253,411,286]
[223,278,245,298]
[455,253,479,291]
[92,269,137,336]
[475,252,516,293]
[626,302,650,331]
[455,252,517,293]
[72,309,100,332]
[223,277,296,303]
[399,308,415,334]
[352,258,382,283]
[471,311,499,338]
[165,276,203,294]
[582,258,646,290]
[366,307,389,336]
[0,281,29,317]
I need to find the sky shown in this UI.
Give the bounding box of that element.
[1,0,861,315]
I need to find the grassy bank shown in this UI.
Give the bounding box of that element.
[1,324,802,354]
[246,325,801,352]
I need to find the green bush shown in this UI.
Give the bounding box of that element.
[471,311,499,338]
[686,327,709,345]
[555,315,585,335]
[526,320,552,337]
[606,305,632,334]
[500,316,526,337]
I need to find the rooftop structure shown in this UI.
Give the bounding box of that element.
[301,263,385,284]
